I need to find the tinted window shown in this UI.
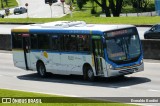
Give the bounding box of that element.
[151,25,159,31]
[31,34,38,49]
[105,28,141,64]
[12,33,22,49]
[77,35,90,51]
[38,34,50,50]
[51,35,59,51]
[63,35,77,51]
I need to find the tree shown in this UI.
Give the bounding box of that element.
[131,0,151,12]
[123,0,132,7]
[1,0,4,8]
[77,0,83,10]
[93,0,111,17]
[93,0,123,17]
[4,0,8,6]
[77,0,89,10]
[141,0,151,11]
[91,0,96,14]
[109,0,123,17]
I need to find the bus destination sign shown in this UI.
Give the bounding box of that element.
[107,29,133,38]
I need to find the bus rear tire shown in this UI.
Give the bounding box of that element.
[84,66,95,81]
[37,62,47,78]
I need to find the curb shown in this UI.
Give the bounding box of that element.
[0,22,153,27]
[0,50,12,53]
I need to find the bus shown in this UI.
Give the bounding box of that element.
[11,21,144,81]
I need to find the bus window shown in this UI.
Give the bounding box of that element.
[38,34,50,50]
[77,35,90,52]
[51,35,59,51]
[63,35,77,51]
[31,34,38,49]
[12,33,22,49]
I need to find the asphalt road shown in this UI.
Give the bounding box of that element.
[6,0,70,18]
[0,52,160,105]
[137,27,151,39]
[0,24,151,39]
[0,24,22,34]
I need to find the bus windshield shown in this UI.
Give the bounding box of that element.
[105,28,141,64]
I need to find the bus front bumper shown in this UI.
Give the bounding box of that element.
[107,63,144,77]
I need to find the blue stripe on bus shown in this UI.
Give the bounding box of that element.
[30,50,90,55]
[29,29,103,35]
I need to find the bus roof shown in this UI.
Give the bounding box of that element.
[11,21,135,33]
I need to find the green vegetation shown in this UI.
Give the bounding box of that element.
[122,0,155,13]
[0,16,160,25]
[0,0,18,10]
[0,89,134,106]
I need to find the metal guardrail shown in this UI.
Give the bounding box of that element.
[120,11,157,17]
[0,34,11,50]
[100,11,160,17]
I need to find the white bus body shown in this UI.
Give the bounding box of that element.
[11,21,144,80]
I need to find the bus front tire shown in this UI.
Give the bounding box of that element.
[84,66,95,81]
[37,62,47,78]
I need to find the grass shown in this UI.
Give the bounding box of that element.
[0,16,160,25]
[0,0,18,10]
[0,89,135,106]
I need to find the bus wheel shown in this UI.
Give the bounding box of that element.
[37,62,47,78]
[84,66,95,81]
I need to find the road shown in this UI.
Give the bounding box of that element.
[137,27,151,39]
[6,0,70,18]
[0,24,22,34]
[0,24,151,39]
[0,52,160,106]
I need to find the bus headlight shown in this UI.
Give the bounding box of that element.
[140,59,143,64]
[108,64,113,69]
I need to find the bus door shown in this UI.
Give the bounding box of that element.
[22,34,31,70]
[92,36,106,76]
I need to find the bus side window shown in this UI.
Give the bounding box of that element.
[63,35,69,51]
[31,34,38,49]
[51,35,59,51]
[70,35,77,51]
[38,34,50,50]
[12,33,22,49]
[63,35,77,51]
[77,35,90,52]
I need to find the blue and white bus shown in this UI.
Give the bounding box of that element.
[11,21,144,81]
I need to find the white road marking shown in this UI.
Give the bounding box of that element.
[12,76,17,78]
[119,87,131,89]
[148,89,160,92]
